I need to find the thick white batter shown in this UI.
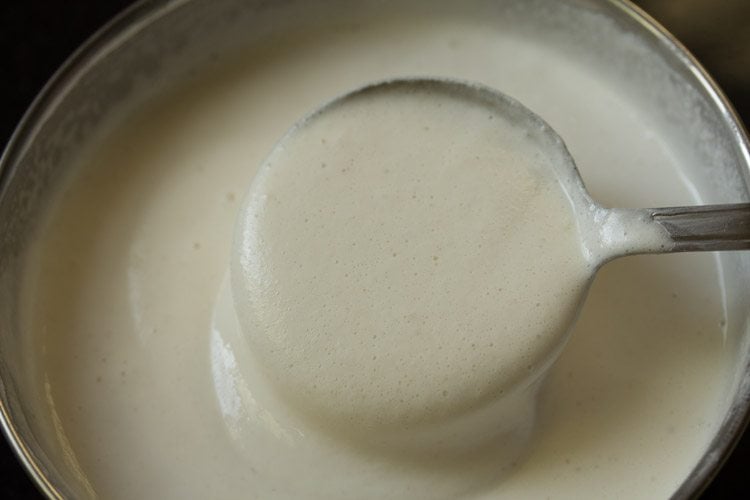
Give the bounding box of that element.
[230,81,594,456]
[22,9,730,500]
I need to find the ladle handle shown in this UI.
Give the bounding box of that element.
[651,203,750,252]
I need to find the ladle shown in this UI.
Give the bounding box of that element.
[227,79,750,458]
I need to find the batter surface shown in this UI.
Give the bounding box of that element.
[22,7,729,500]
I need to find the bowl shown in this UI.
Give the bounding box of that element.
[1,0,749,497]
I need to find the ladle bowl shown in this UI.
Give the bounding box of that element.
[227,78,750,459]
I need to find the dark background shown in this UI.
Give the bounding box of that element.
[0,0,748,498]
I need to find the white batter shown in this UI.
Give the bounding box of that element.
[230,81,594,457]
[22,9,730,500]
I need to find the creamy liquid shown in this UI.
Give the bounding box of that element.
[231,82,593,455]
[22,10,729,500]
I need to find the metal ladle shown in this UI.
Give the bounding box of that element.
[226,78,750,460]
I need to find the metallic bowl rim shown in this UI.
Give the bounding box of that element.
[0,0,748,498]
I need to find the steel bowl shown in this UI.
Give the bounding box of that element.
[1,0,748,498]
